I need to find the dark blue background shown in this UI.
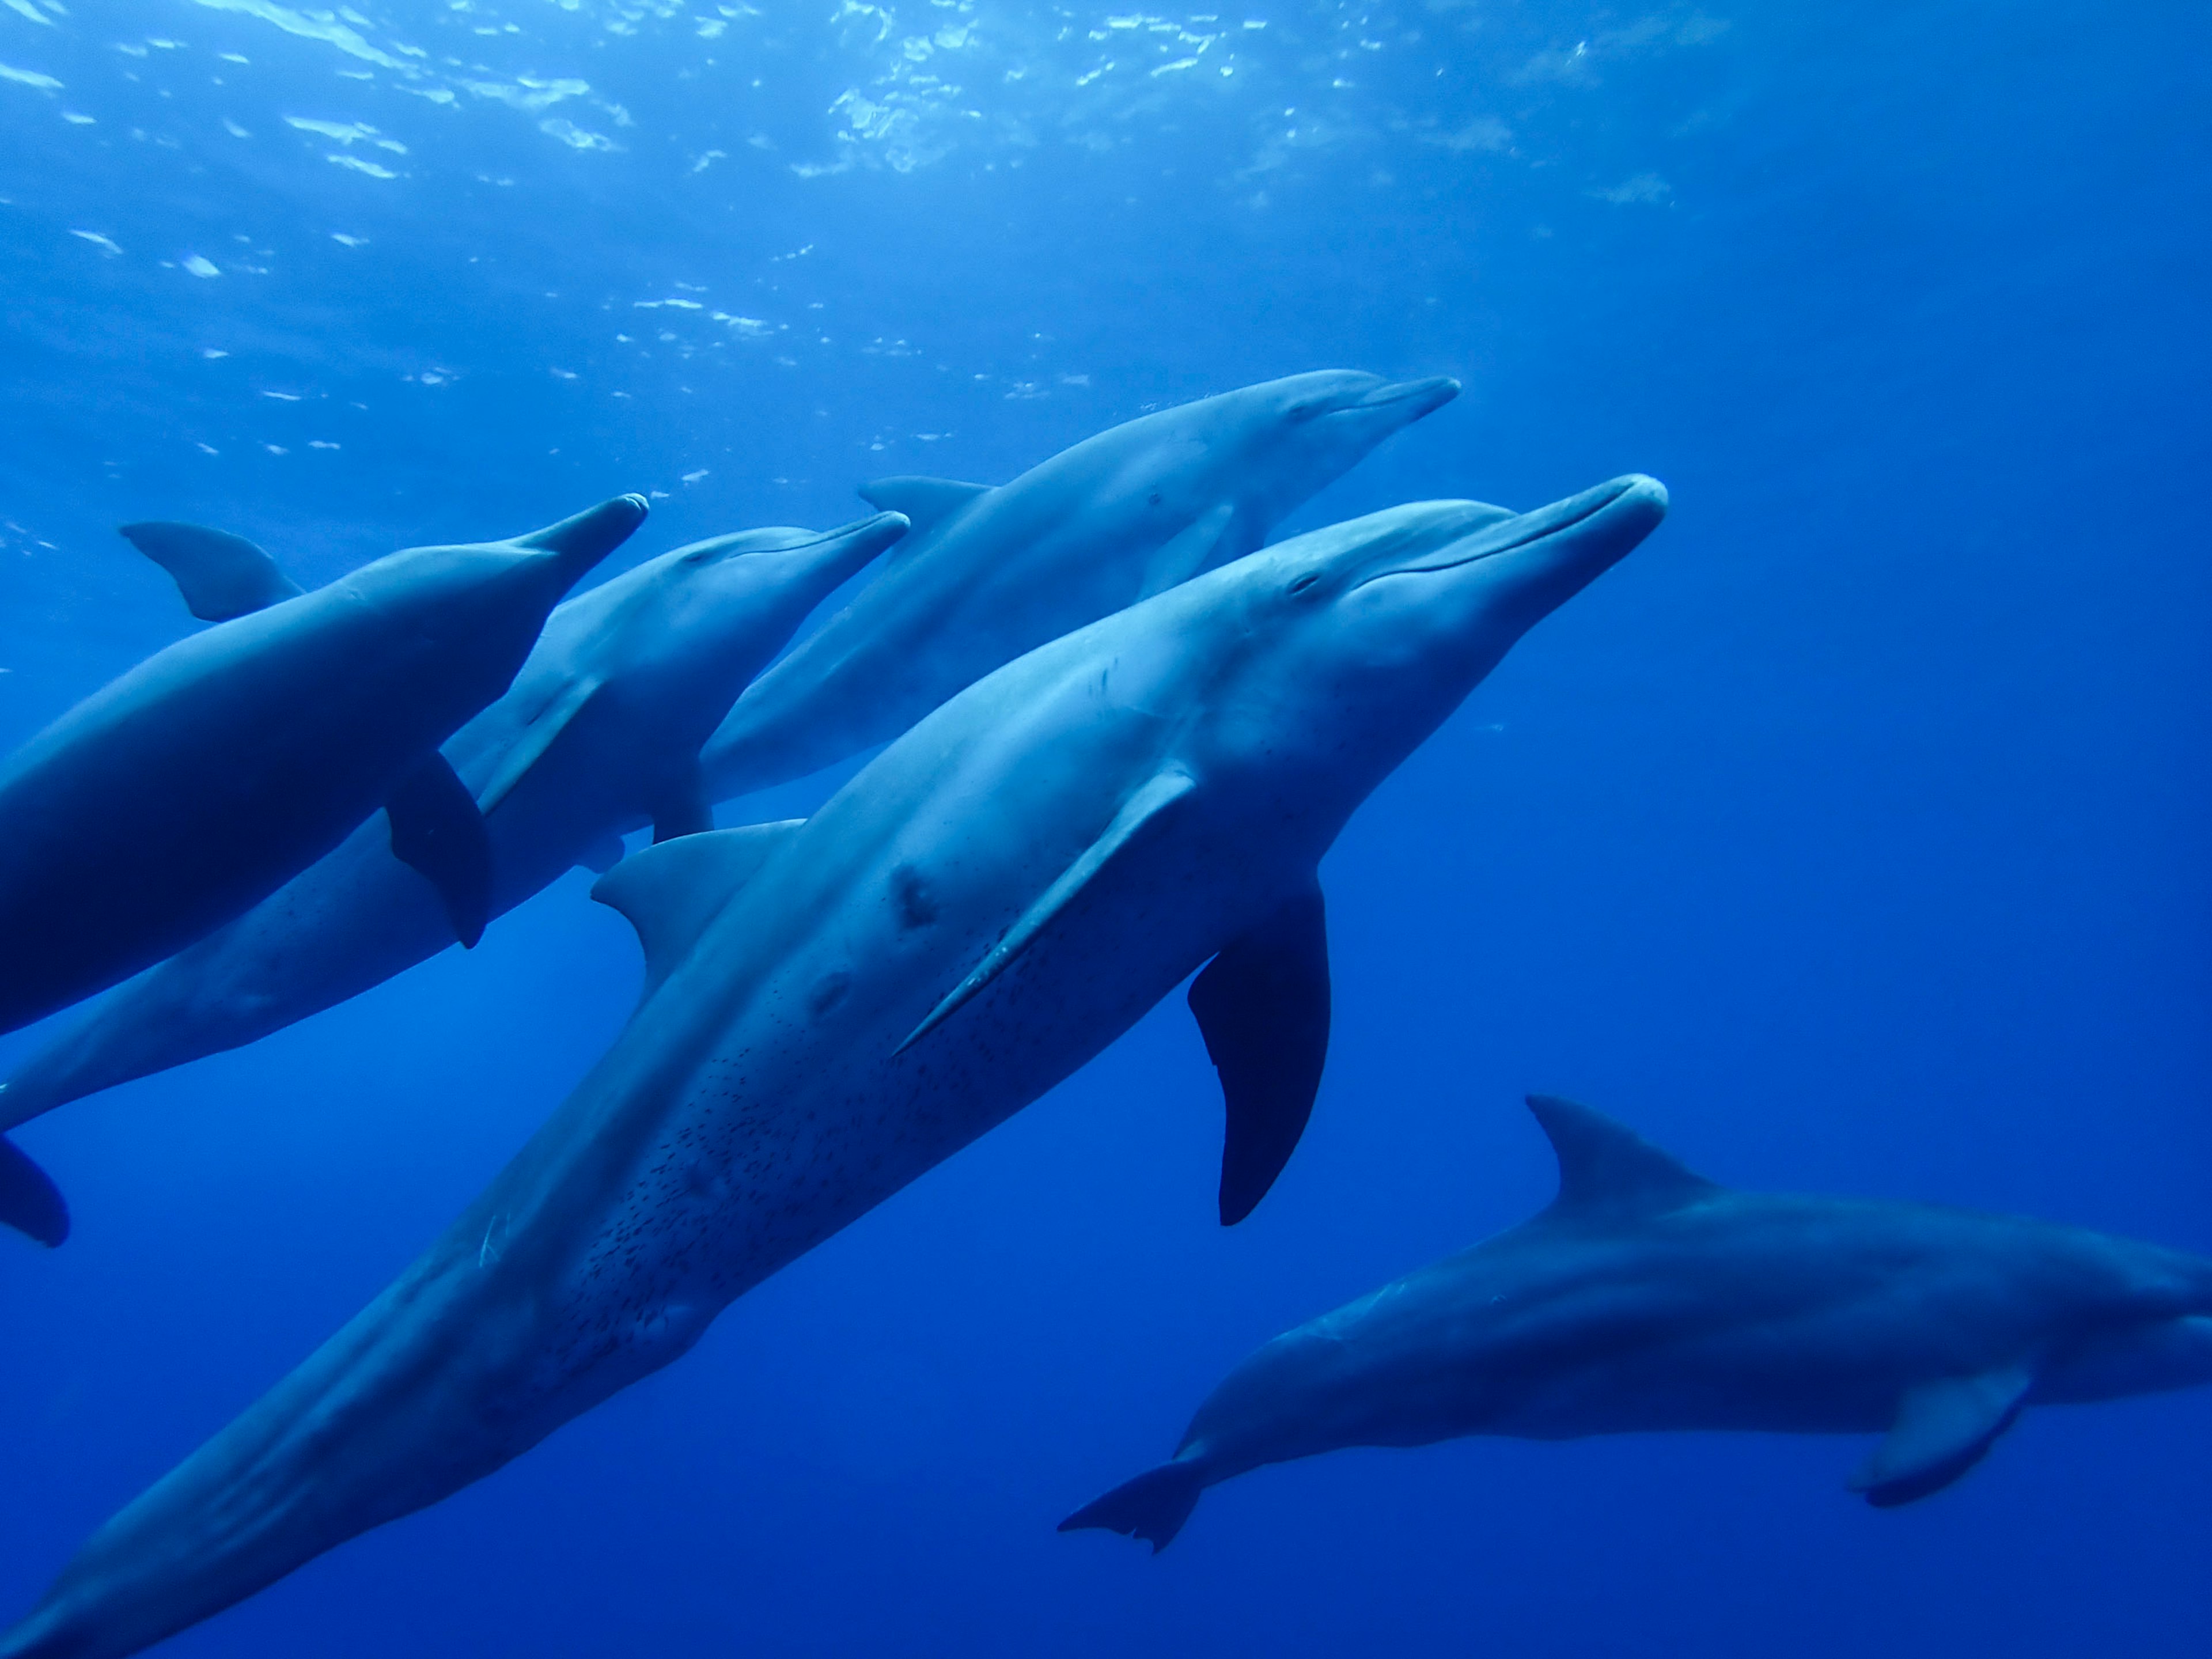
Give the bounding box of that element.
[2,2,2207,1653]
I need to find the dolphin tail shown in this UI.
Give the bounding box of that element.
[1058,1460,1205,1553]
[0,1132,67,1247]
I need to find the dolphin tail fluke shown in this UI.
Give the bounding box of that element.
[0,1132,68,1247]
[1058,1460,1205,1553]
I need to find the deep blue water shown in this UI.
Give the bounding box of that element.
[2,2,2209,1654]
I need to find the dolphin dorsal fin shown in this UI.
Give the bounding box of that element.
[857,476,991,536]
[592,821,803,1000]
[1526,1095,1718,1216]
[118,521,305,620]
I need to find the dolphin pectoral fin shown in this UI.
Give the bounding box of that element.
[385,752,494,949]
[897,768,1199,1055]
[574,832,626,874]
[474,673,604,815]
[649,761,713,843]
[592,821,804,999]
[118,521,304,621]
[1190,883,1330,1226]
[1138,502,1252,600]
[0,1132,68,1247]
[1850,1366,2035,1507]
[1059,1460,1206,1553]
[857,475,992,537]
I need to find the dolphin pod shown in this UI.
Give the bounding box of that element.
[699,369,1460,800]
[1062,1096,2212,1550]
[0,370,1446,1156]
[0,476,1667,1659]
[0,513,911,1175]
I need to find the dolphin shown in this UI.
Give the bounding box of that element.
[0,499,650,1246]
[0,512,910,1168]
[1062,1096,2212,1551]
[699,369,1460,800]
[0,475,1665,1658]
[0,497,644,1047]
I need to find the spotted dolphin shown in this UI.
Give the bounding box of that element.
[0,512,909,1177]
[0,474,1664,1657]
[699,369,1459,800]
[1062,1096,2212,1551]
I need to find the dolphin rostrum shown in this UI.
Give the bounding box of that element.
[0,499,649,1245]
[1062,1096,2212,1551]
[699,369,1460,800]
[0,476,1665,1657]
[0,513,910,1165]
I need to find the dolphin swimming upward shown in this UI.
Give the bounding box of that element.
[0,496,644,1039]
[699,369,1459,800]
[1062,1096,2212,1551]
[0,475,1665,1658]
[0,513,909,1181]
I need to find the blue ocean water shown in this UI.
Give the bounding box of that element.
[2,1,2208,1653]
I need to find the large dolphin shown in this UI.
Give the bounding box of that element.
[699,369,1459,800]
[0,496,645,1052]
[0,512,910,1173]
[0,475,1665,1658]
[1062,1096,2212,1551]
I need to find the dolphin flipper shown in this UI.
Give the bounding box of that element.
[0,1132,68,1247]
[385,752,494,949]
[1188,883,1330,1225]
[118,522,304,622]
[1059,1460,1205,1553]
[474,674,604,816]
[897,768,1198,1053]
[1850,1366,2035,1506]
[857,476,991,537]
[1139,502,1252,600]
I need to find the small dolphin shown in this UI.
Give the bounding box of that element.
[1062,1096,2212,1551]
[0,499,647,1245]
[699,369,1460,800]
[0,477,1664,1658]
[0,497,643,1038]
[0,513,908,1154]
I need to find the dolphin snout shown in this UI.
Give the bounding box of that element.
[1358,375,1461,419]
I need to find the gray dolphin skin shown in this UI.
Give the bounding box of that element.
[0,476,1665,1659]
[1062,1096,2212,1552]
[698,369,1460,800]
[0,512,910,1154]
[0,495,645,1047]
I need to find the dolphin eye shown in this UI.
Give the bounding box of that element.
[1286,573,1320,596]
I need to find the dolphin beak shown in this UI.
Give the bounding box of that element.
[1355,374,1461,421]
[514,493,652,586]
[821,510,911,563]
[1384,474,1667,580]
[796,510,910,589]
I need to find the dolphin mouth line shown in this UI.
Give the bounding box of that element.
[1331,375,1460,416]
[1357,479,1639,586]
[702,513,904,561]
